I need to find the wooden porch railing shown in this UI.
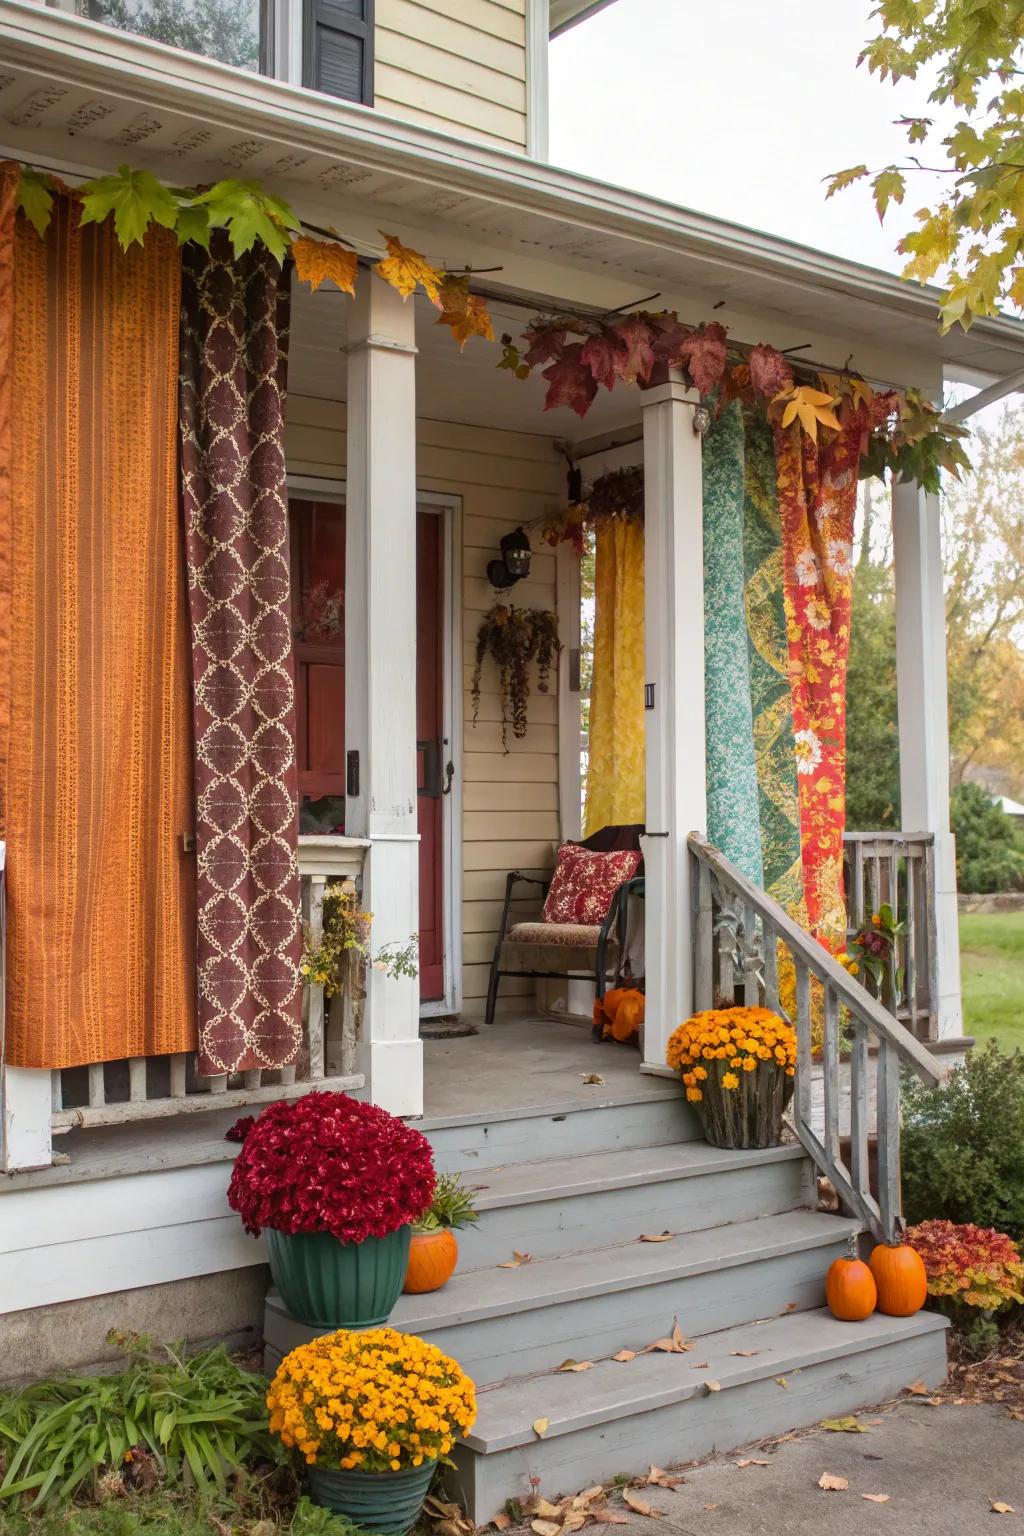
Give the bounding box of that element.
[842,831,937,1041]
[690,832,942,1245]
[42,837,369,1138]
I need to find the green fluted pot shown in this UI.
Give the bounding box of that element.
[307,1460,436,1533]
[264,1224,411,1330]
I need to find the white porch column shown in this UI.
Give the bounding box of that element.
[641,380,706,1069]
[892,479,963,1039]
[344,272,423,1115]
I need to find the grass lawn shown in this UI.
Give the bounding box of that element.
[959,911,1024,1054]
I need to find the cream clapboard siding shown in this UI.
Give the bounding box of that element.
[284,394,564,1013]
[374,0,528,153]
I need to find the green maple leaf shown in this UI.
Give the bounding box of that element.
[872,168,907,222]
[15,166,54,237]
[194,179,299,264]
[78,165,178,249]
[174,202,212,250]
[824,165,869,199]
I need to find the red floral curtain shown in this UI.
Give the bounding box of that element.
[179,236,303,1076]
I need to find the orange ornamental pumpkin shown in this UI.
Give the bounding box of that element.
[610,990,645,1044]
[869,1241,928,1317]
[825,1255,877,1322]
[404,1228,459,1294]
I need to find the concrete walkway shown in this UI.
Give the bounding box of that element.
[587,1404,1022,1535]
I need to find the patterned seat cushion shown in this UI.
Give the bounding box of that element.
[507,921,604,947]
[542,842,641,925]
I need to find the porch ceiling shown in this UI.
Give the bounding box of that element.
[5,0,1024,402]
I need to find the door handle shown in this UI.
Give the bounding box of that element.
[442,760,454,796]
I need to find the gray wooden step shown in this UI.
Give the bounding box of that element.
[453,1141,813,1268]
[264,1208,860,1383]
[421,1089,699,1174]
[449,1307,950,1520]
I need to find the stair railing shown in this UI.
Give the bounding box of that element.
[689,833,942,1245]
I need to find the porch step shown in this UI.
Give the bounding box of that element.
[421,1087,699,1175]
[450,1307,949,1520]
[263,1208,859,1384]
[451,1140,811,1268]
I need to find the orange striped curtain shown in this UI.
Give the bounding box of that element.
[0,165,196,1069]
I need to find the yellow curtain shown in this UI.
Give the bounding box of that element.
[0,165,196,1069]
[584,519,645,835]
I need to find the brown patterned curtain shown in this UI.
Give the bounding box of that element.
[0,165,196,1069]
[179,236,303,1076]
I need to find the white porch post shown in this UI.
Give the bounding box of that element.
[641,380,706,1069]
[892,479,963,1039]
[1,1067,53,1172]
[344,271,423,1115]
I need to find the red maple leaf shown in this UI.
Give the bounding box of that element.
[522,324,568,369]
[748,343,794,400]
[676,322,728,396]
[649,314,691,367]
[542,343,598,418]
[609,314,657,384]
[581,329,629,391]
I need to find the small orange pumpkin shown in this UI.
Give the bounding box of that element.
[869,1241,928,1316]
[404,1228,458,1294]
[609,989,645,1044]
[825,1254,877,1321]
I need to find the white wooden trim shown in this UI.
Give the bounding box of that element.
[892,479,963,1039]
[556,539,582,842]
[525,0,550,160]
[641,380,706,1070]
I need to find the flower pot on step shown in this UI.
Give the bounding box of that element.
[308,1459,437,1533]
[264,1224,412,1329]
[404,1228,459,1294]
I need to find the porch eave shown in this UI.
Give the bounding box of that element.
[4,0,1024,383]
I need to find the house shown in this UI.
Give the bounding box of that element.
[0,0,1021,1515]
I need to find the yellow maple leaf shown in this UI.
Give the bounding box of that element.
[777,385,841,442]
[291,235,358,295]
[436,274,495,348]
[376,231,443,306]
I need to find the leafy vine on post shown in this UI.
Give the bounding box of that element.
[300,879,419,1074]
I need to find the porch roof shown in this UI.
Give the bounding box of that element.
[4,0,1024,398]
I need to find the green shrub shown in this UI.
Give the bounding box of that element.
[950,782,1024,894]
[902,1042,1024,1242]
[0,1335,281,1512]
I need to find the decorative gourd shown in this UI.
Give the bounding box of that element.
[825,1254,877,1321]
[404,1228,458,1294]
[869,1241,928,1317]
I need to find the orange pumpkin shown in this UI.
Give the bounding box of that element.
[404,1228,458,1294]
[610,990,645,1043]
[869,1241,928,1317]
[825,1255,877,1321]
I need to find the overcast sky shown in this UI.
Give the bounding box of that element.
[549,0,955,276]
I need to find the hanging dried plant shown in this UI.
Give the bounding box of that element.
[471,604,562,752]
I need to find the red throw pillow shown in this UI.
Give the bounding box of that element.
[542,842,641,926]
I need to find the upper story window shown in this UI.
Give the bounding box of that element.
[76,0,375,105]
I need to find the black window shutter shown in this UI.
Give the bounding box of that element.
[303,0,374,105]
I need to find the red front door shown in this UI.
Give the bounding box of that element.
[290,497,446,1004]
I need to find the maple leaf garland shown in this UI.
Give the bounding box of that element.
[291,235,359,295]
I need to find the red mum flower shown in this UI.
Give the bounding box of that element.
[227,1092,436,1243]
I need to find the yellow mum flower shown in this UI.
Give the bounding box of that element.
[743,1056,757,1072]
[722,1072,739,1090]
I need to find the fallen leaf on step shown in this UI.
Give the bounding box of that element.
[784,1301,798,1313]
[557,1359,594,1373]
[499,1251,533,1268]
[490,1516,511,1530]
[622,1490,662,1518]
[821,1417,868,1433]
[561,1514,588,1533]
[532,1418,550,1438]
[926,1396,945,1406]
[703,1505,719,1512]
[731,1349,759,1357]
[639,1232,674,1243]
[574,1488,605,1506]
[644,1319,692,1354]
[735,1459,768,1468]
[612,1349,637,1363]
[906,1380,929,1396]
[589,1509,630,1524]
[691,1361,709,1369]
[702,1380,722,1394]
[581,1073,605,1085]
[864,1418,885,1426]
[531,1521,561,1536]
[862,1493,891,1504]
[529,1500,562,1519]
[818,1474,849,1492]
[647,1467,684,1489]
[775,1377,789,1389]
[992,1503,1016,1515]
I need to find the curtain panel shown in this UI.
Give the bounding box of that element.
[584,518,646,836]
[0,166,196,1069]
[179,236,303,1077]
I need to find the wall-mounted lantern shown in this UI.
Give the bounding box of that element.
[487,526,532,590]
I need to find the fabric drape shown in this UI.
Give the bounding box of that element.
[584,519,646,836]
[179,236,303,1076]
[771,416,861,949]
[0,165,196,1069]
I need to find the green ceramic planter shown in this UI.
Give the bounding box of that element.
[264,1224,411,1330]
[307,1459,436,1533]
